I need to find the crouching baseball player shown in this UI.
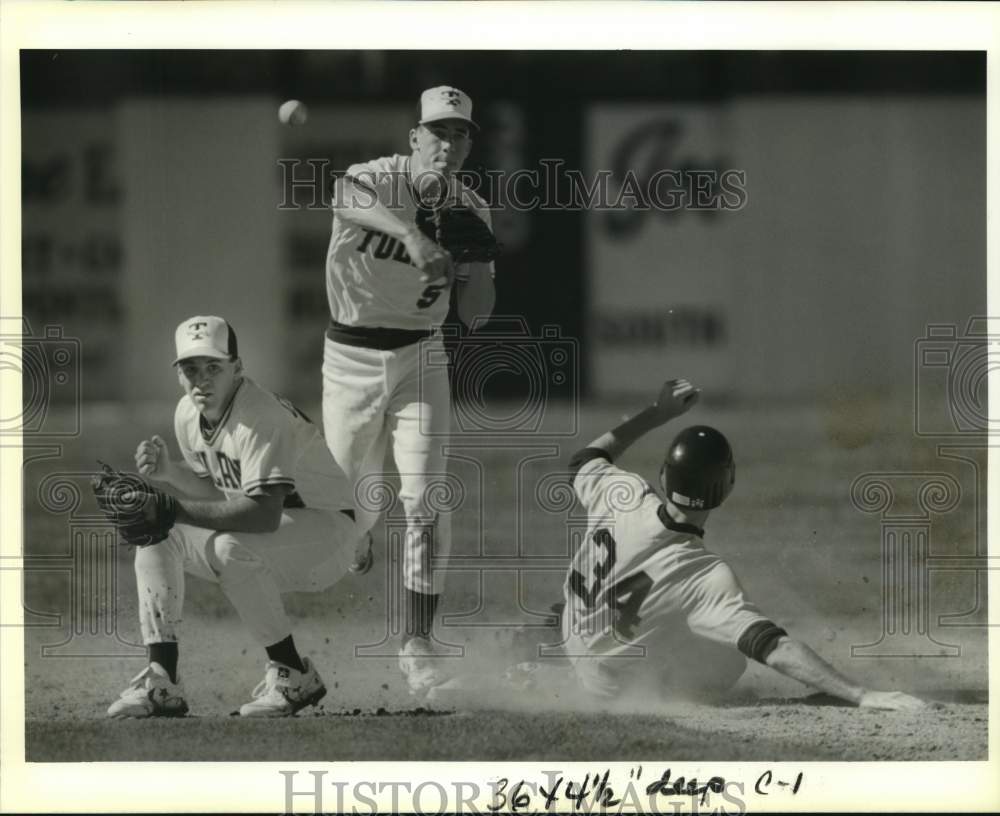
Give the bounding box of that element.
[559,378,927,711]
[100,315,361,718]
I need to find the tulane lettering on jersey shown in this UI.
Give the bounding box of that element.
[326,153,492,330]
[352,228,450,312]
[193,450,242,490]
[174,377,353,514]
[356,228,414,266]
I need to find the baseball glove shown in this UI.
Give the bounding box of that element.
[416,204,502,265]
[92,461,178,547]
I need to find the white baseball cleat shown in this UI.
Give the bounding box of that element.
[348,531,374,576]
[107,662,189,719]
[398,637,451,695]
[239,657,327,717]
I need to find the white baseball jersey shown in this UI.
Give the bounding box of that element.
[563,450,770,658]
[326,153,493,330]
[174,377,353,515]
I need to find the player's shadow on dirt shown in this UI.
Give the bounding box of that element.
[772,693,858,707]
[735,689,986,708]
[919,689,988,704]
[716,692,854,708]
[276,706,456,718]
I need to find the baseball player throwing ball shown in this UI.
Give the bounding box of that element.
[323,86,498,694]
[559,377,927,710]
[101,315,361,718]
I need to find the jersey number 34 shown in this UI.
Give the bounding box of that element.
[569,528,653,639]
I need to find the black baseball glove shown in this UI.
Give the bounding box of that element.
[416,204,502,265]
[92,461,178,547]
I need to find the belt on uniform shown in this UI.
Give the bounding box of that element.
[325,319,436,350]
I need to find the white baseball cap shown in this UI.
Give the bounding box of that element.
[173,315,239,364]
[419,86,478,130]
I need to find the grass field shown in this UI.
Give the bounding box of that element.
[16,398,989,762]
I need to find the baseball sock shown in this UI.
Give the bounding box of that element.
[403,589,440,644]
[148,642,179,683]
[266,635,306,673]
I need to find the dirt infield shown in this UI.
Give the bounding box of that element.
[17,401,989,763]
[24,697,987,762]
[21,612,988,762]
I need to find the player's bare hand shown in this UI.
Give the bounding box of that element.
[403,227,453,283]
[858,690,929,711]
[652,378,700,421]
[135,435,175,483]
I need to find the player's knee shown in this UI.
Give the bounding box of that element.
[209,533,264,576]
[133,533,182,571]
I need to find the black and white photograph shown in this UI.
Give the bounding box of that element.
[1,2,997,813]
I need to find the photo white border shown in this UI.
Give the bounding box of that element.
[1,1,998,812]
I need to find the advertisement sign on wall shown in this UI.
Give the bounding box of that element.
[21,112,122,403]
[586,105,739,397]
[586,99,984,399]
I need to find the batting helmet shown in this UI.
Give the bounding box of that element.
[660,425,735,510]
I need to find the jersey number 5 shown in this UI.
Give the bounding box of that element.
[416,283,447,309]
[569,528,653,640]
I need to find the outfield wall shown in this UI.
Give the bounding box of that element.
[586,97,985,399]
[21,102,412,403]
[21,93,984,405]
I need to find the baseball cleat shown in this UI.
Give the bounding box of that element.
[239,657,327,717]
[398,636,452,696]
[107,662,189,719]
[348,531,374,576]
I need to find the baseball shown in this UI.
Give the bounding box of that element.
[278,99,308,126]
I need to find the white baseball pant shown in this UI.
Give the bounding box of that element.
[321,334,452,595]
[135,508,356,646]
